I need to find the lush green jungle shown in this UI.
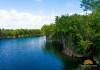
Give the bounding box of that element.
[41,0,100,65]
[0,29,42,39]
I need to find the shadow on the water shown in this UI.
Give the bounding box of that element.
[43,41,100,70]
[43,41,80,70]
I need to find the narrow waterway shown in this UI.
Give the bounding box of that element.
[0,36,79,70]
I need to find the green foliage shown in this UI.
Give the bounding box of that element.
[42,12,100,55]
[0,29,42,39]
[81,0,100,11]
[41,24,56,40]
[92,32,100,53]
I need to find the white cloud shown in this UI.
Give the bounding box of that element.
[69,11,92,15]
[0,9,55,29]
[78,11,92,15]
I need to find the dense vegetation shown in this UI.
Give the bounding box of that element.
[0,29,42,39]
[41,0,100,59]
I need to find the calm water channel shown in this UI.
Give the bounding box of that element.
[0,36,79,70]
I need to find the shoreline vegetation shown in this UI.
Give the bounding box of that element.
[0,29,42,39]
[41,0,100,67]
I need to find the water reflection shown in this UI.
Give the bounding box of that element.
[0,36,87,70]
[43,41,80,70]
[0,36,63,70]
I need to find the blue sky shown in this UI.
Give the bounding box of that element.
[0,0,88,29]
[0,0,83,15]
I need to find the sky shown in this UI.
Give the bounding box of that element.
[0,0,90,29]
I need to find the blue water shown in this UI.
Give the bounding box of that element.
[0,36,78,70]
